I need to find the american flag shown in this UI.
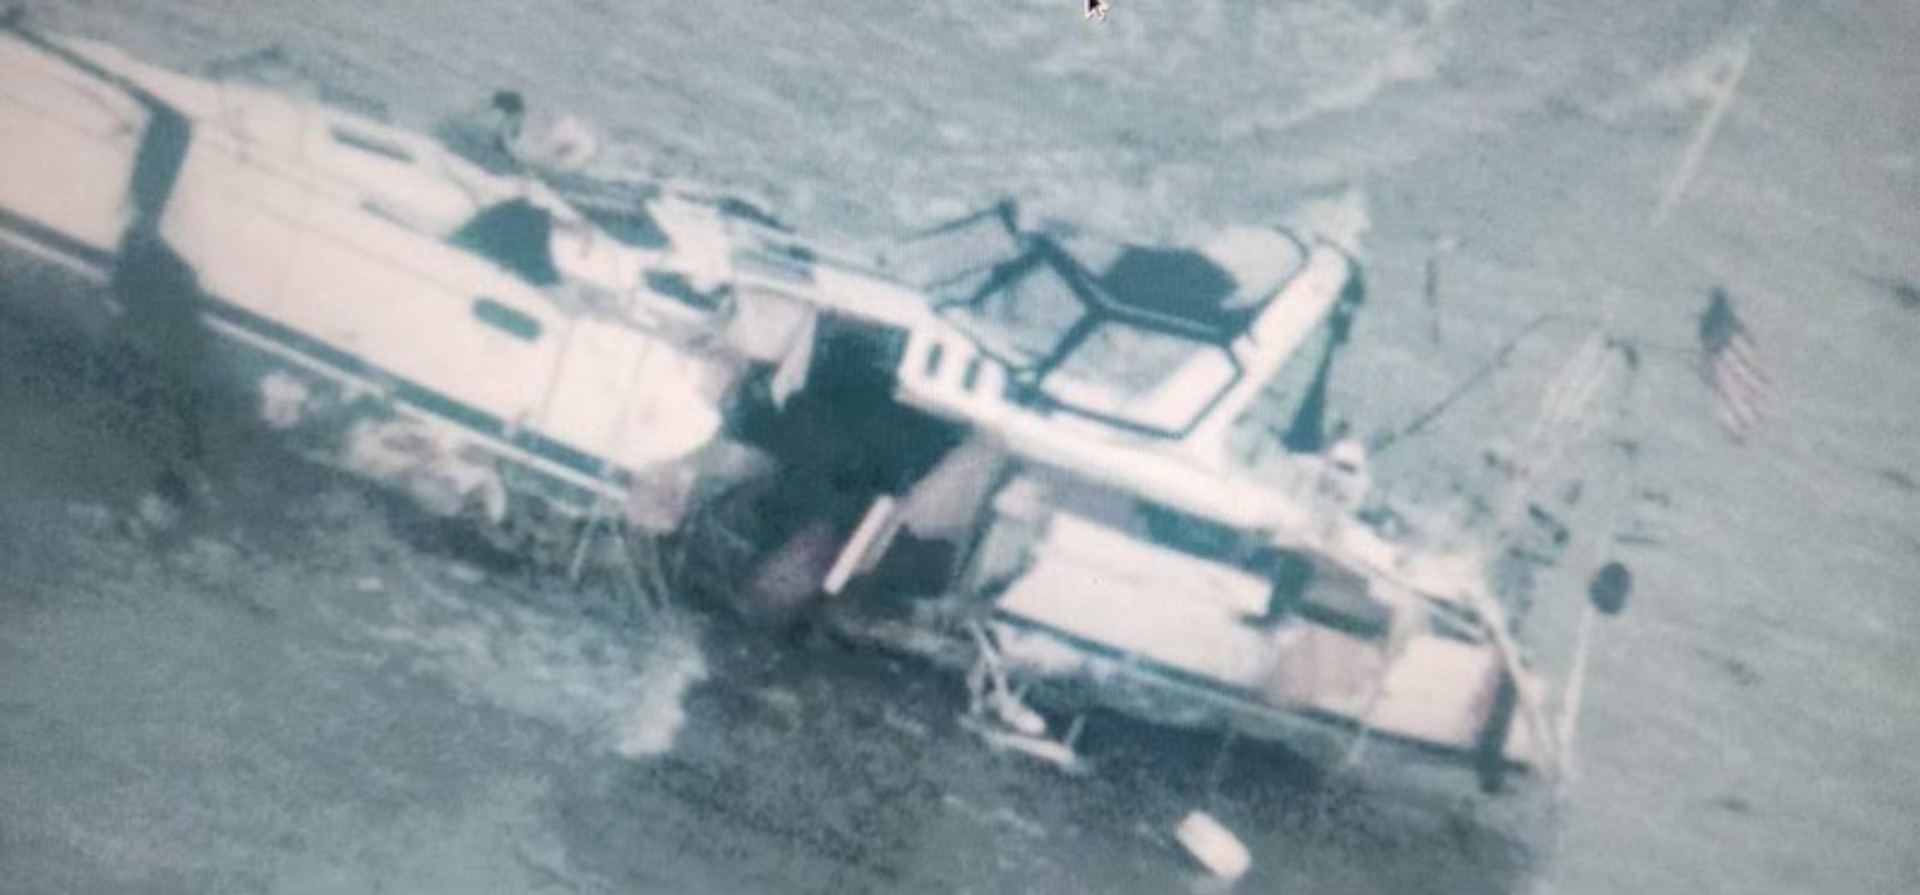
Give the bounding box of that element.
[1698,289,1771,441]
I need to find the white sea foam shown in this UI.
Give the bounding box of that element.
[357,561,710,760]
[1285,185,1372,255]
[269,489,714,761]
[613,629,709,759]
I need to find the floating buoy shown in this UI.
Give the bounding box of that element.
[1175,811,1251,882]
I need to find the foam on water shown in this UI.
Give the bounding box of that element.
[614,626,709,759]
[180,485,719,764]
[357,561,710,762]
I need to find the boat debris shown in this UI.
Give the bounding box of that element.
[1174,810,1252,882]
[0,20,1646,798]
[960,621,1088,774]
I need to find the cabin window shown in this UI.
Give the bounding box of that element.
[922,342,946,378]
[1141,502,1247,564]
[472,298,542,341]
[329,125,414,164]
[962,357,983,391]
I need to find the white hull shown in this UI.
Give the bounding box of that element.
[0,24,1594,792]
[0,28,733,532]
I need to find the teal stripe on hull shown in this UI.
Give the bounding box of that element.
[198,296,630,497]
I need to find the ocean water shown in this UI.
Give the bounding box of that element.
[3,1,1916,892]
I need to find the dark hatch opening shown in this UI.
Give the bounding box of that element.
[449,199,560,286]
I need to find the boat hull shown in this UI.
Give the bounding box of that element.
[0,26,728,543]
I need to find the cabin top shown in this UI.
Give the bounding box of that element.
[882,202,1328,440]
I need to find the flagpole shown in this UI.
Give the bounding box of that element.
[1650,2,1775,228]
